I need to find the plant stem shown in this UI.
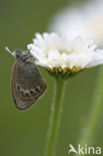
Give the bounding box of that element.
[76,66,103,156]
[45,78,67,156]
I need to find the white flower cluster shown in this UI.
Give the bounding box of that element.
[49,0,103,47]
[28,33,103,72]
[27,0,103,73]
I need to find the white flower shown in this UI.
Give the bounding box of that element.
[49,0,103,47]
[27,33,103,73]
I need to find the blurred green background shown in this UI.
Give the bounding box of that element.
[0,0,103,156]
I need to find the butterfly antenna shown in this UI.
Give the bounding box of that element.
[5,46,16,57]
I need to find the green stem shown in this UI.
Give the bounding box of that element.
[76,66,103,156]
[45,78,67,156]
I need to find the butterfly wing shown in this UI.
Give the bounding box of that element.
[11,61,46,110]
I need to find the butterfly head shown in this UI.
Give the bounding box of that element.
[5,47,31,62]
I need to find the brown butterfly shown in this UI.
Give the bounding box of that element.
[5,47,46,110]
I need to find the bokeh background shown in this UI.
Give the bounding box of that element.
[0,0,103,156]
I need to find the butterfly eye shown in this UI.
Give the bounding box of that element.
[20,88,25,94]
[16,84,20,90]
[30,90,34,94]
[35,88,39,92]
[26,92,29,96]
[35,86,41,92]
[16,53,20,59]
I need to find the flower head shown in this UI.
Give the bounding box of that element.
[28,33,103,78]
[49,0,103,47]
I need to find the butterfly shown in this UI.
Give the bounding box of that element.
[5,47,46,110]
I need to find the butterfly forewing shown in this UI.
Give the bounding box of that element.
[11,61,46,110]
